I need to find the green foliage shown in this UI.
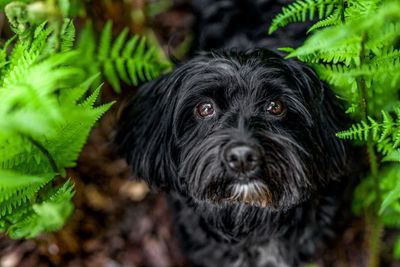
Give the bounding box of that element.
[7,180,75,239]
[77,20,171,93]
[337,109,400,148]
[0,0,168,239]
[0,44,113,237]
[270,0,400,261]
[353,165,400,226]
[306,9,342,33]
[0,0,34,9]
[0,1,115,238]
[269,0,340,34]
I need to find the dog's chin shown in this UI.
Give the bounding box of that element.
[201,178,283,209]
[223,180,276,208]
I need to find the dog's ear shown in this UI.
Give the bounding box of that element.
[285,61,349,179]
[115,73,179,190]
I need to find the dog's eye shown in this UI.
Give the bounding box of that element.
[197,102,215,117]
[266,100,284,115]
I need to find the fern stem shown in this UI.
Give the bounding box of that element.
[357,33,382,267]
[369,214,384,267]
[339,0,345,23]
[26,135,59,173]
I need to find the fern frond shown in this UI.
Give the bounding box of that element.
[379,183,400,217]
[98,20,113,61]
[78,21,170,93]
[306,8,341,33]
[0,22,50,87]
[382,150,400,163]
[0,170,55,217]
[0,35,16,79]
[269,0,339,34]
[287,32,362,66]
[345,103,358,114]
[336,120,369,141]
[365,22,400,53]
[353,164,400,218]
[0,134,56,175]
[0,52,85,137]
[337,110,400,151]
[0,18,113,238]
[4,2,36,43]
[313,54,400,94]
[7,180,75,239]
[312,63,357,90]
[378,164,400,224]
[367,46,400,70]
[300,43,361,66]
[363,57,400,88]
[345,0,385,19]
[286,1,400,67]
[60,18,75,52]
[49,85,115,175]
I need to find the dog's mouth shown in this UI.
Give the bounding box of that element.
[204,178,279,208]
[222,180,277,208]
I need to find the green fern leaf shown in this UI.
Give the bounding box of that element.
[379,110,394,142]
[7,180,75,239]
[122,35,139,58]
[60,19,75,52]
[269,0,338,34]
[366,22,400,53]
[312,63,357,88]
[307,9,341,33]
[104,60,121,93]
[380,179,400,215]
[80,21,169,92]
[337,109,400,146]
[98,20,112,61]
[0,13,115,239]
[0,171,55,217]
[382,150,400,163]
[111,28,129,59]
[127,58,139,86]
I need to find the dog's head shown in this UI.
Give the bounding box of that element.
[116,49,347,211]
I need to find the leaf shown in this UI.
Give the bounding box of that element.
[0,21,113,238]
[337,107,400,151]
[98,20,112,61]
[81,21,169,93]
[380,179,400,215]
[7,180,75,239]
[269,0,338,34]
[382,150,400,163]
[60,18,75,52]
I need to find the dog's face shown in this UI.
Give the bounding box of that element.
[116,49,347,211]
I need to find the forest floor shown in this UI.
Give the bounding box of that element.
[0,0,399,266]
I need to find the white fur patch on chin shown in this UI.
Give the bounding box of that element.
[226,180,273,207]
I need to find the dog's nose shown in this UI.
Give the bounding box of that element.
[224,145,260,173]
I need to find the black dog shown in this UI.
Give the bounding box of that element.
[116,0,354,266]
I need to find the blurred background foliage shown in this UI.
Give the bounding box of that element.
[0,0,174,240]
[0,0,192,266]
[269,0,400,266]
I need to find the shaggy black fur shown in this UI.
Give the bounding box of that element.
[115,1,354,266]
